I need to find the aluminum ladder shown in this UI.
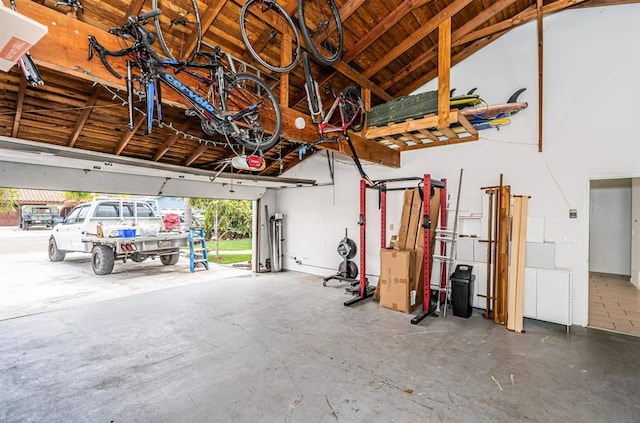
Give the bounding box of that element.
[189,227,209,272]
[431,169,464,315]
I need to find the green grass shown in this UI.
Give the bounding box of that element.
[208,253,252,265]
[206,238,251,251]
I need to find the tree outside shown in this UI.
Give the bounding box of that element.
[0,188,19,214]
[188,199,252,241]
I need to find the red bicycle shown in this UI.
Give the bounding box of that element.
[303,52,364,137]
[302,52,372,184]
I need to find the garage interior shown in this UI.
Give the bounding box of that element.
[1,0,640,422]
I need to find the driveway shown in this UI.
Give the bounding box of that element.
[0,227,251,321]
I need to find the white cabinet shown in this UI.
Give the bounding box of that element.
[536,269,571,326]
[470,266,571,327]
[523,267,537,318]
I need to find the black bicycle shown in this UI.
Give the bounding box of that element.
[88,10,282,152]
[240,0,343,72]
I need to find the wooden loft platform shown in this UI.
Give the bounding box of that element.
[364,109,479,151]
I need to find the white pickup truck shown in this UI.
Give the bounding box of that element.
[48,198,190,275]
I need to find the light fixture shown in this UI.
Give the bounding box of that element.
[294,117,306,130]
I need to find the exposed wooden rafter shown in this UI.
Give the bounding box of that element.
[363,0,475,79]
[114,117,144,155]
[11,78,27,138]
[455,0,589,47]
[184,143,209,166]
[67,87,100,148]
[14,1,397,169]
[123,0,145,22]
[537,0,544,152]
[437,18,452,128]
[381,0,520,91]
[182,0,229,59]
[398,29,510,97]
[153,129,185,162]
[571,0,640,8]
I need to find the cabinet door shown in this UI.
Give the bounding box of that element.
[536,269,570,325]
[470,262,487,309]
[523,267,537,318]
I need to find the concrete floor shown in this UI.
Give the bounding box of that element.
[1,272,639,423]
[0,226,250,320]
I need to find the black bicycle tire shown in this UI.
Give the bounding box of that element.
[298,0,343,66]
[240,0,300,73]
[225,73,282,151]
[343,86,365,132]
[302,52,321,119]
[152,0,201,60]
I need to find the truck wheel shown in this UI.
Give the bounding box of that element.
[48,237,66,262]
[160,251,180,266]
[92,245,115,275]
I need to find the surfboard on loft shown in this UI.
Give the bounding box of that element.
[461,88,528,124]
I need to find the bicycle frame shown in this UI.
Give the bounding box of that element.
[316,91,362,139]
[88,10,281,151]
[126,55,258,138]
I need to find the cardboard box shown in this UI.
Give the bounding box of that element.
[379,249,416,313]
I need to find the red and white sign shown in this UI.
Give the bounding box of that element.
[0,37,30,62]
[0,6,48,72]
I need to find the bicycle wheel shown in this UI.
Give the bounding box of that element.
[240,0,300,73]
[223,73,282,151]
[298,0,343,66]
[343,86,365,132]
[152,0,201,60]
[302,52,322,122]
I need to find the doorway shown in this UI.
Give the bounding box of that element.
[588,178,640,336]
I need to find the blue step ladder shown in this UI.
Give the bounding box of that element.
[189,227,209,272]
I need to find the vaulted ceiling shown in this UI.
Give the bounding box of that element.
[0,0,633,179]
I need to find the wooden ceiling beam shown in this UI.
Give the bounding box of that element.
[437,18,452,128]
[346,0,434,63]
[363,0,475,79]
[259,143,300,176]
[67,86,100,148]
[11,78,27,138]
[397,30,509,97]
[123,0,145,22]
[455,0,589,47]
[114,117,144,155]
[152,132,182,161]
[184,143,209,166]
[381,0,519,90]
[16,0,398,169]
[182,0,229,59]
[314,131,400,168]
[303,0,433,106]
[571,0,640,7]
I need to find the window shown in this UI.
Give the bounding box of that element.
[94,203,119,218]
[136,203,155,218]
[122,202,155,218]
[65,206,82,224]
[76,205,90,223]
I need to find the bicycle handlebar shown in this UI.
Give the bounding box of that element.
[133,9,162,22]
[87,9,164,78]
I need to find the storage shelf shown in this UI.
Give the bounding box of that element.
[364,109,479,151]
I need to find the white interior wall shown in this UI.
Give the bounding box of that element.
[255,189,277,272]
[632,179,640,288]
[589,179,632,275]
[276,4,640,326]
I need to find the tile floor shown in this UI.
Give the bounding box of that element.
[589,272,640,336]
